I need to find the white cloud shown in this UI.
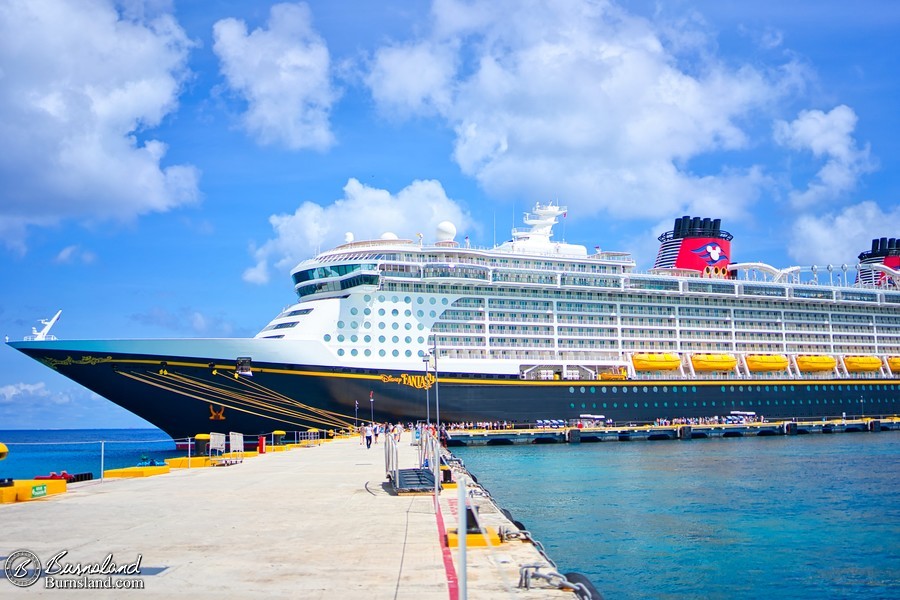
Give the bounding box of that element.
[0,0,200,252]
[0,382,52,405]
[55,245,96,265]
[131,307,236,336]
[364,0,802,221]
[213,2,336,150]
[789,201,900,266]
[245,178,471,284]
[774,105,876,207]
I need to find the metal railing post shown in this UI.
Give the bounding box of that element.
[100,440,105,482]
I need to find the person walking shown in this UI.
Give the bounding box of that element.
[364,423,374,449]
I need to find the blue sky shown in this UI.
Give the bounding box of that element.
[1,0,899,429]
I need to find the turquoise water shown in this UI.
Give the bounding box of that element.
[453,434,900,599]
[0,429,178,480]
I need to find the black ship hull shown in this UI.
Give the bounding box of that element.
[10,343,900,440]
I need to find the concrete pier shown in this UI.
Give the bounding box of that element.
[0,435,582,599]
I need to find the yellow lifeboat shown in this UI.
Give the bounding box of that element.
[888,357,900,372]
[691,354,738,372]
[796,355,837,372]
[746,354,789,372]
[843,356,881,373]
[631,353,680,371]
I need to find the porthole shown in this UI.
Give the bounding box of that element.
[364,308,372,315]
[405,323,412,330]
[569,387,575,393]
[590,387,596,393]
[392,323,399,330]
[379,349,386,357]
[378,309,386,316]
[417,297,424,304]
[350,307,358,315]
[405,350,412,357]
[337,349,345,356]
[580,387,586,393]
[570,403,575,409]
[364,295,372,302]
[429,298,436,305]
[404,296,411,303]
[378,335,386,343]
[350,349,358,356]
[364,335,371,343]
[613,403,618,408]
[378,322,386,329]
[337,320,345,328]
[337,334,345,342]
[323,334,331,342]
[350,335,358,342]
[405,336,412,343]
[392,349,399,357]
[364,349,371,356]
[392,336,399,343]
[391,309,399,317]
[392,296,399,303]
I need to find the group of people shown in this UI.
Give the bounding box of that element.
[357,422,454,448]
[654,415,766,426]
[358,422,407,449]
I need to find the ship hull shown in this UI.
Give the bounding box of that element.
[10,341,900,440]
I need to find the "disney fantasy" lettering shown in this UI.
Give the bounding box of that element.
[380,373,436,390]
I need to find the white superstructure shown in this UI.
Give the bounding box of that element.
[255,204,900,383]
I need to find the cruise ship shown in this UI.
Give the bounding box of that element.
[8,204,900,439]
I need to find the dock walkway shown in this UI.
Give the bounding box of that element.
[1,435,577,599]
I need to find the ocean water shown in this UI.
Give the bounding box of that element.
[453,434,900,600]
[0,429,178,480]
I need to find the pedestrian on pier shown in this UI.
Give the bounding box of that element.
[364,424,373,449]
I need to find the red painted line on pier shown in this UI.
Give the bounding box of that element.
[435,498,459,600]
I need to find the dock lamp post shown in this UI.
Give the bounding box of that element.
[423,354,431,424]
[369,391,374,423]
[860,395,865,418]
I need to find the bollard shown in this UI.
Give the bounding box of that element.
[257,435,266,454]
[195,433,210,455]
